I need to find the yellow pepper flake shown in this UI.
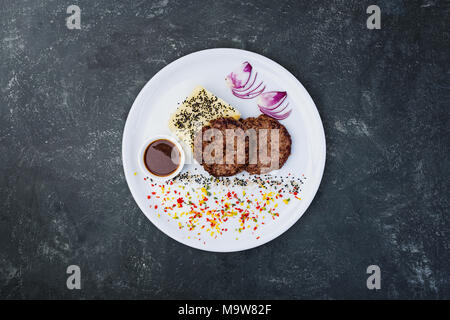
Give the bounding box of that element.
[143,173,305,240]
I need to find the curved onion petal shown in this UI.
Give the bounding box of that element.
[232,81,265,98]
[257,91,291,120]
[232,85,266,99]
[234,78,263,94]
[259,107,292,120]
[259,102,290,115]
[232,72,259,92]
[274,102,290,114]
[258,94,287,111]
[226,62,265,99]
[225,61,252,89]
[257,91,287,108]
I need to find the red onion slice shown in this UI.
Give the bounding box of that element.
[259,102,290,115]
[257,91,292,120]
[232,85,266,99]
[258,107,292,120]
[226,62,264,99]
[225,63,292,119]
[257,91,287,108]
[257,94,287,111]
[232,72,259,92]
[225,61,253,89]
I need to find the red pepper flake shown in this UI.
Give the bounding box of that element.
[143,172,305,240]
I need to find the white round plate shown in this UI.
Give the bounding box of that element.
[122,48,326,252]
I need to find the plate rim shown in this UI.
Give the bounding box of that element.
[122,48,326,252]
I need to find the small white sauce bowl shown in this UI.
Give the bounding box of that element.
[138,135,185,181]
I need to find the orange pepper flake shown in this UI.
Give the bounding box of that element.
[142,173,305,239]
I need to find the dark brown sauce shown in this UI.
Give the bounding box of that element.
[144,139,180,176]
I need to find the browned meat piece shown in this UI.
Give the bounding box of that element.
[194,117,247,177]
[242,114,292,174]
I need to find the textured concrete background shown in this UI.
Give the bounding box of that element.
[0,0,449,299]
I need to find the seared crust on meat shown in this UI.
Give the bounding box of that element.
[194,115,291,176]
[242,114,291,174]
[194,117,247,177]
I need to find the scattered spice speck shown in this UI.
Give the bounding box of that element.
[142,172,306,242]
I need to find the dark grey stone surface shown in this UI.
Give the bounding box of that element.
[0,0,449,299]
